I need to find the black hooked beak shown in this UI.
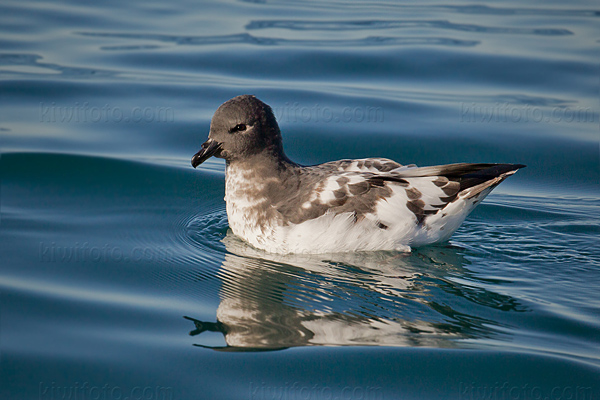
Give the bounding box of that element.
[191,139,222,168]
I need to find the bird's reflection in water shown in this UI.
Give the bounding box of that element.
[185,232,524,351]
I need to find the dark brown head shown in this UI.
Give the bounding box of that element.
[191,95,284,167]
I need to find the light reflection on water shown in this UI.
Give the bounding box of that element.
[184,233,526,351]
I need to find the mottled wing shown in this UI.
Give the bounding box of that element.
[275,161,524,227]
[274,169,397,225]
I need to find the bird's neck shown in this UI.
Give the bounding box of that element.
[226,150,297,182]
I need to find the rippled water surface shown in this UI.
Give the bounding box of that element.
[2,1,599,399]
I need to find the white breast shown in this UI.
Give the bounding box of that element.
[224,164,282,250]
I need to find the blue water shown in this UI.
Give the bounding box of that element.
[2,1,599,399]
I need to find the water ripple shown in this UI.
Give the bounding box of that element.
[250,2,600,18]
[246,19,573,36]
[0,53,117,78]
[77,31,479,49]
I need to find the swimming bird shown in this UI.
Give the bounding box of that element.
[192,95,524,254]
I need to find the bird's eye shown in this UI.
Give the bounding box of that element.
[229,123,247,133]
